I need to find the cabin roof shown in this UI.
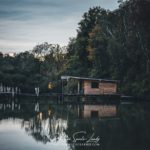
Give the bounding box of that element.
[61,76,119,83]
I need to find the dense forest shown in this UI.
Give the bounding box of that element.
[0,0,150,96]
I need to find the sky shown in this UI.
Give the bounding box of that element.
[0,0,119,53]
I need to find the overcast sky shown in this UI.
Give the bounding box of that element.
[0,0,119,53]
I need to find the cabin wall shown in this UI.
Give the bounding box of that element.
[99,82,117,94]
[84,80,117,95]
[84,81,101,95]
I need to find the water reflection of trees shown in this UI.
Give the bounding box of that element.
[22,113,68,144]
[0,100,69,144]
[65,104,150,150]
[2,99,150,150]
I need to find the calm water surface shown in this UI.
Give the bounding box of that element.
[0,98,150,150]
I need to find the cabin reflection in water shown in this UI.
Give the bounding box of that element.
[78,105,117,118]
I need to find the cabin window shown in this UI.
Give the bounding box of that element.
[91,82,99,88]
[91,111,98,118]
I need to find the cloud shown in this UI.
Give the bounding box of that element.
[0,0,119,52]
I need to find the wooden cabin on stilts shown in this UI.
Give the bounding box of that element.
[61,76,120,103]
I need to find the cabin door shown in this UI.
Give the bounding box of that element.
[79,80,84,94]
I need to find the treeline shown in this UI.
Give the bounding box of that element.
[0,43,66,93]
[65,0,150,96]
[0,0,150,96]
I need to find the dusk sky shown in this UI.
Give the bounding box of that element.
[0,0,119,53]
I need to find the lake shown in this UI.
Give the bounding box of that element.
[0,97,150,150]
